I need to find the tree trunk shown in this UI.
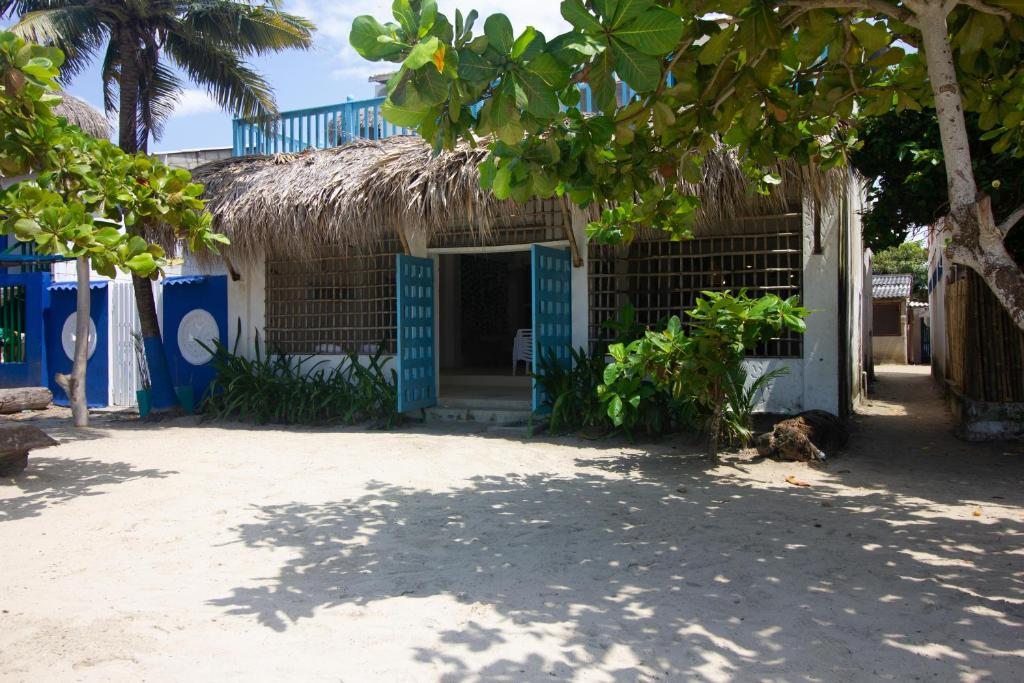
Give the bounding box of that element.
[706,381,722,461]
[54,256,91,427]
[918,4,1024,331]
[132,274,179,411]
[117,34,141,154]
[116,35,179,412]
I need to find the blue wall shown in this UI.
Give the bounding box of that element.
[162,275,228,403]
[0,272,51,389]
[46,282,109,408]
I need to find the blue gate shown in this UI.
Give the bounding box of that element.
[531,245,572,413]
[396,254,436,413]
[161,275,228,404]
[46,281,109,407]
[0,272,50,388]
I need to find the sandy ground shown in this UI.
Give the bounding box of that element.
[1,365,1022,682]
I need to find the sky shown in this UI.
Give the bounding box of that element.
[58,1,567,153]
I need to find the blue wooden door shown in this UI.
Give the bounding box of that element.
[531,245,572,413]
[396,254,436,413]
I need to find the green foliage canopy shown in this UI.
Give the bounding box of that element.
[0,32,227,278]
[851,109,1024,256]
[872,242,929,297]
[352,1,1024,245]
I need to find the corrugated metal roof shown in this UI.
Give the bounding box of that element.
[873,273,913,300]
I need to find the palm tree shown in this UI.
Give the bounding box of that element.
[2,0,314,411]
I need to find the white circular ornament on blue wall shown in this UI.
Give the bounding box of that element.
[61,313,97,361]
[177,309,218,366]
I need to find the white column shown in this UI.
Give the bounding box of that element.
[570,205,590,352]
[801,194,841,414]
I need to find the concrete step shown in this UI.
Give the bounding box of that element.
[436,395,531,411]
[424,404,532,426]
[440,374,532,388]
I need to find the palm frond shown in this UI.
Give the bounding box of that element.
[7,6,107,80]
[164,29,277,120]
[138,61,183,145]
[179,1,314,56]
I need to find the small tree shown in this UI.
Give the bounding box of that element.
[601,291,808,460]
[3,0,314,412]
[873,242,929,298]
[0,32,227,426]
[351,1,1024,331]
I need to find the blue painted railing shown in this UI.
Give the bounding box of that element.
[232,82,642,157]
[232,96,412,156]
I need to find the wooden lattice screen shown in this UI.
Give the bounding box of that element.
[429,198,567,249]
[944,267,1024,402]
[265,241,400,355]
[589,216,804,358]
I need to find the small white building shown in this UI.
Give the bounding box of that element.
[871,273,913,365]
[188,134,870,421]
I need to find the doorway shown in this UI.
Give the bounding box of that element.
[437,252,532,403]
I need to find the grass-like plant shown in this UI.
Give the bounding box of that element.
[200,329,399,428]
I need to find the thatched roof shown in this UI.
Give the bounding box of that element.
[191,135,845,265]
[53,94,111,139]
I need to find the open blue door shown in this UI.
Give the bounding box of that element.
[531,245,572,413]
[396,254,436,413]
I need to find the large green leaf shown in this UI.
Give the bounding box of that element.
[613,41,660,92]
[697,26,733,65]
[561,0,604,33]
[484,14,515,55]
[405,37,441,70]
[391,0,417,36]
[589,49,619,113]
[411,66,449,106]
[458,47,502,83]
[381,95,432,127]
[350,16,403,61]
[610,0,652,28]
[593,0,620,21]
[524,52,571,89]
[614,8,683,56]
[516,72,560,118]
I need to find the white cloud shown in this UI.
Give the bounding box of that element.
[173,88,220,117]
[286,0,569,83]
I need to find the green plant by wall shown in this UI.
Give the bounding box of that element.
[601,291,809,460]
[721,365,790,447]
[201,331,399,429]
[533,346,612,436]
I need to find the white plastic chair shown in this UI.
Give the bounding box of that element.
[512,328,533,375]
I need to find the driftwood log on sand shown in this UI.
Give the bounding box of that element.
[756,410,848,463]
[0,421,58,476]
[0,387,52,414]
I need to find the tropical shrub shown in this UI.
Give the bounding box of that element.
[533,346,610,435]
[201,332,399,429]
[721,365,790,448]
[601,291,809,459]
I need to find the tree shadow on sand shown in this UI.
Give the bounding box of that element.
[1,456,175,522]
[209,450,1024,681]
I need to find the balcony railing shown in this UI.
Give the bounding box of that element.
[232,96,411,156]
[232,83,640,157]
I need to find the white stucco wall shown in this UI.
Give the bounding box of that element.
[193,177,868,417]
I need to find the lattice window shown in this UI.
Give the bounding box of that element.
[873,301,903,336]
[265,242,399,355]
[428,198,567,249]
[589,216,804,358]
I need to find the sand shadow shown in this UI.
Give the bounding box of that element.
[209,463,1023,680]
[1,456,176,522]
